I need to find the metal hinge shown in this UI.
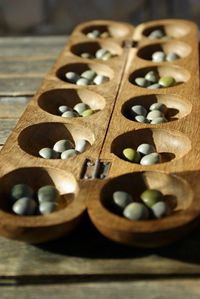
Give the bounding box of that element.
[80,159,111,180]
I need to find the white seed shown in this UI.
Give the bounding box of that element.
[131,105,147,117]
[148,30,165,39]
[152,51,166,62]
[61,111,78,118]
[61,149,79,160]
[39,148,59,159]
[39,201,58,215]
[135,77,149,87]
[80,52,92,59]
[81,70,96,81]
[135,115,148,123]
[166,52,180,61]
[95,48,109,59]
[58,105,72,115]
[140,153,161,165]
[10,184,34,202]
[123,202,149,220]
[113,191,133,210]
[137,143,156,155]
[53,139,74,153]
[12,197,37,215]
[75,139,90,153]
[149,102,167,113]
[150,117,167,124]
[93,74,109,85]
[76,78,90,86]
[65,72,80,83]
[145,71,159,83]
[73,103,90,114]
[147,83,161,89]
[151,201,170,218]
[37,185,59,203]
[147,110,164,120]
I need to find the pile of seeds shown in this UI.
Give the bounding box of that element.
[80,48,115,61]
[152,51,180,62]
[148,29,167,39]
[122,143,160,165]
[10,184,60,216]
[65,70,109,86]
[39,139,90,160]
[134,71,176,89]
[86,30,111,39]
[112,189,170,220]
[58,102,94,118]
[129,102,168,124]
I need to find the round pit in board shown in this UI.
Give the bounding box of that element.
[129,66,190,89]
[38,88,106,118]
[57,63,113,86]
[18,122,94,159]
[122,94,192,124]
[142,23,190,40]
[81,22,131,39]
[71,41,123,61]
[0,167,78,218]
[111,128,191,165]
[90,171,195,247]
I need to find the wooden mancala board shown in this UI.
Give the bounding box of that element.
[0,19,199,248]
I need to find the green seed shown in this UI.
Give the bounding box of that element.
[141,189,164,208]
[123,202,149,220]
[113,191,133,210]
[145,71,159,83]
[81,70,97,81]
[39,201,58,215]
[12,197,37,215]
[81,109,94,117]
[39,148,59,159]
[75,139,90,153]
[137,143,156,155]
[135,77,149,87]
[61,149,79,160]
[123,148,141,163]
[10,184,34,202]
[140,152,161,165]
[151,201,170,218]
[149,102,167,113]
[37,185,59,203]
[159,76,176,87]
[53,139,74,153]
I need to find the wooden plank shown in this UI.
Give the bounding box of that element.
[0,36,66,58]
[0,59,55,75]
[0,119,17,144]
[0,97,31,118]
[0,77,43,96]
[0,219,200,276]
[1,280,200,299]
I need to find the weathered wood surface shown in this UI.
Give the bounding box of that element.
[1,280,200,299]
[0,35,200,297]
